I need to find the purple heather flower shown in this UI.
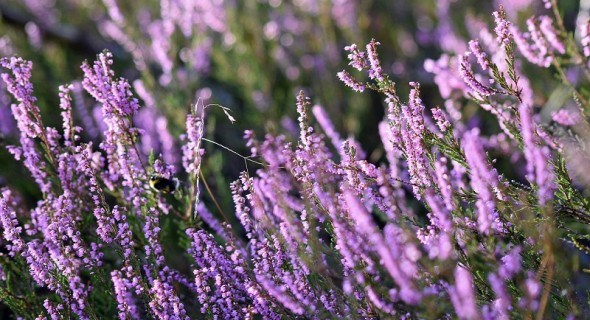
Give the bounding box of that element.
[419,190,454,260]
[196,203,230,241]
[270,234,317,312]
[379,120,402,159]
[365,285,394,314]
[76,144,117,244]
[400,82,432,198]
[34,193,96,299]
[58,84,77,144]
[0,35,15,56]
[143,209,165,266]
[477,24,499,53]
[296,91,313,150]
[341,140,394,217]
[0,21,585,318]
[462,129,504,234]
[488,273,511,320]
[186,228,277,318]
[416,224,453,260]
[581,20,590,57]
[133,80,178,165]
[153,158,175,178]
[424,189,453,232]
[43,300,64,320]
[525,275,542,299]
[235,169,324,314]
[148,278,189,320]
[376,165,408,220]
[0,197,25,256]
[449,266,479,320]
[148,20,174,86]
[71,81,100,140]
[337,70,365,92]
[5,137,51,194]
[23,0,58,26]
[424,55,467,99]
[313,186,363,272]
[432,107,451,133]
[493,10,512,46]
[435,0,468,53]
[112,206,135,260]
[366,39,385,82]
[111,270,140,320]
[511,18,555,68]
[81,51,140,116]
[162,0,228,36]
[551,109,580,126]
[539,16,565,54]
[519,103,555,205]
[528,17,550,56]
[344,43,368,71]
[257,174,307,244]
[0,82,16,136]
[435,157,454,211]
[231,175,255,237]
[180,39,213,74]
[102,0,126,26]
[25,22,43,50]
[182,107,205,176]
[499,246,522,279]
[0,57,44,138]
[379,120,406,192]
[81,51,146,211]
[344,190,421,305]
[67,275,90,318]
[521,273,541,311]
[331,1,357,30]
[312,104,342,151]
[468,40,490,70]
[256,275,305,315]
[458,52,497,97]
[25,239,60,291]
[320,290,347,317]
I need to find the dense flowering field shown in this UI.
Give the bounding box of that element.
[1,0,590,319]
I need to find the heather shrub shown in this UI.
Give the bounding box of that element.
[1,1,590,319]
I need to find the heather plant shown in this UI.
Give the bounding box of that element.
[1,1,590,320]
[3,0,559,158]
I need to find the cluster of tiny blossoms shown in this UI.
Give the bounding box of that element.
[0,5,587,320]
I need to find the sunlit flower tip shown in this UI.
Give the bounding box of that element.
[344,43,368,71]
[337,70,365,92]
[492,10,512,46]
[458,53,496,96]
[366,39,385,81]
[432,108,451,133]
[468,40,489,70]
